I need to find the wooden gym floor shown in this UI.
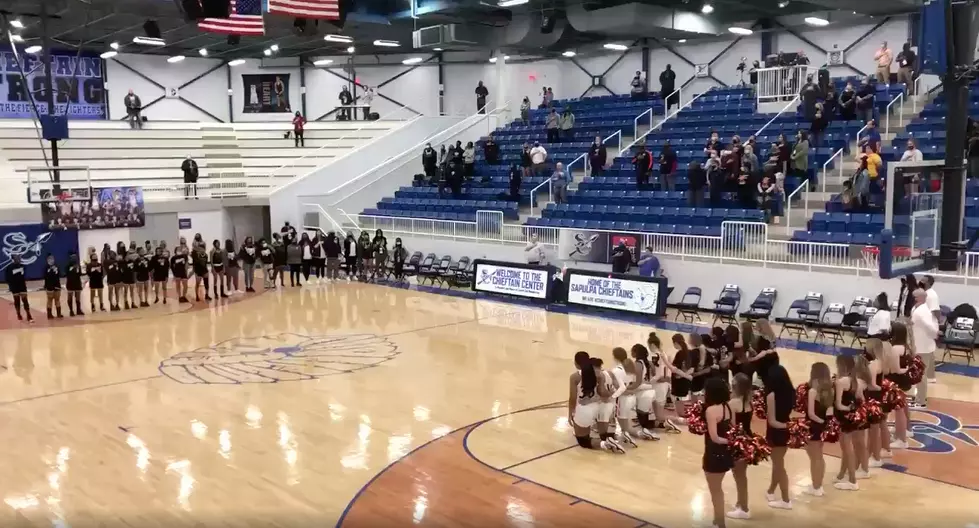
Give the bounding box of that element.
[0,282,977,527]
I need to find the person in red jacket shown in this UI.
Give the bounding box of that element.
[632,143,653,190]
[292,111,306,147]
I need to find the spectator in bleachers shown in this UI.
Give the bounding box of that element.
[422,143,438,180]
[704,130,722,157]
[521,143,533,178]
[475,81,489,114]
[706,151,724,207]
[897,42,916,94]
[874,42,893,84]
[736,167,754,210]
[530,141,548,175]
[859,119,881,151]
[630,71,647,100]
[720,149,738,189]
[773,133,790,171]
[361,86,375,120]
[483,136,500,165]
[660,65,677,110]
[632,143,653,190]
[181,155,199,200]
[800,75,820,121]
[463,142,476,179]
[810,103,827,147]
[856,77,876,123]
[637,246,661,277]
[124,89,143,130]
[508,164,522,201]
[551,162,570,204]
[546,108,560,143]
[687,160,707,207]
[748,60,760,93]
[525,234,546,265]
[758,175,777,219]
[839,81,857,121]
[900,138,923,197]
[658,141,677,191]
[588,136,608,176]
[338,86,353,121]
[520,97,531,123]
[741,144,759,176]
[292,111,306,147]
[823,83,838,120]
[560,107,575,140]
[790,130,810,180]
[447,157,463,198]
[729,135,743,174]
[540,87,554,109]
[452,140,464,163]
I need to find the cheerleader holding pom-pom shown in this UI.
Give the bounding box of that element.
[794,382,811,414]
[804,362,837,497]
[833,355,865,490]
[884,322,913,449]
[764,365,795,510]
[751,388,768,420]
[667,334,696,425]
[726,373,769,520]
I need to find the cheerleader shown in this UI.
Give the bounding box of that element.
[86,253,105,312]
[258,239,274,289]
[357,231,373,281]
[804,362,835,496]
[105,252,122,311]
[593,357,619,444]
[239,237,257,293]
[211,240,228,299]
[65,252,83,316]
[568,351,625,453]
[135,247,150,307]
[5,254,33,323]
[727,373,754,520]
[885,322,912,449]
[668,334,695,423]
[853,354,875,476]
[224,240,240,294]
[864,340,892,467]
[191,243,211,301]
[151,247,170,304]
[610,347,652,445]
[343,233,357,280]
[271,234,287,287]
[43,254,63,319]
[171,246,190,303]
[123,249,137,309]
[689,334,711,399]
[764,364,793,509]
[631,344,662,440]
[299,233,314,282]
[647,334,681,433]
[753,335,780,390]
[833,355,862,490]
[702,377,734,528]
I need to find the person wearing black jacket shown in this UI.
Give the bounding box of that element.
[520,143,533,178]
[182,155,199,199]
[392,238,408,282]
[475,81,489,114]
[338,86,353,121]
[151,247,170,303]
[5,254,32,323]
[660,65,677,110]
[508,164,522,202]
[483,136,500,165]
[839,82,857,121]
[810,103,828,148]
[258,239,274,289]
[171,246,190,303]
[588,136,607,176]
[822,84,838,120]
[43,254,63,319]
[800,75,820,121]
[343,233,357,280]
[611,242,632,273]
[66,252,84,317]
[192,244,211,301]
[632,144,653,189]
[124,89,142,129]
[324,231,342,281]
[856,77,876,123]
[896,42,916,93]
[271,234,288,288]
[688,160,707,207]
[422,143,438,181]
[658,141,677,191]
[238,237,258,292]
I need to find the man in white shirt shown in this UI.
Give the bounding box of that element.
[910,288,939,406]
[530,141,548,175]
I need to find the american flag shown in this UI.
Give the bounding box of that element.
[266,0,340,20]
[198,0,265,36]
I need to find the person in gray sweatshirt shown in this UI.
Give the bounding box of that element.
[286,239,303,287]
[546,108,560,143]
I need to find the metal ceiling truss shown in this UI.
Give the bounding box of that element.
[108,58,228,123]
[312,58,434,121]
[772,17,892,79]
[570,39,640,98]
[651,31,749,91]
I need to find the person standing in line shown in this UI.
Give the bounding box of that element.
[210,240,228,298]
[181,155,199,199]
[361,85,374,120]
[325,231,342,281]
[224,240,240,294]
[292,111,306,147]
[545,108,560,143]
[392,238,408,282]
[550,162,570,205]
[475,81,489,114]
[258,239,275,290]
[896,42,916,93]
[87,253,105,313]
[660,65,677,110]
[5,255,32,323]
[124,89,143,129]
[238,237,257,293]
[286,236,302,287]
[921,275,941,383]
[42,254,63,319]
[873,41,893,84]
[191,242,211,301]
[150,247,169,304]
[910,288,939,407]
[312,233,326,283]
[343,233,358,281]
[588,135,607,176]
[271,233,288,288]
[65,252,84,316]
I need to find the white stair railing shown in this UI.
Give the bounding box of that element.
[302,202,347,237]
[884,92,905,137]
[821,147,845,193]
[620,90,703,155]
[529,178,552,216]
[854,122,871,150]
[633,108,654,141]
[754,95,799,137]
[785,178,809,230]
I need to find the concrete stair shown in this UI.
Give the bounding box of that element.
[200,125,245,178]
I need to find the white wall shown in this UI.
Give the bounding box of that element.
[230,58,303,122]
[78,228,130,254]
[106,54,229,122]
[775,17,910,78]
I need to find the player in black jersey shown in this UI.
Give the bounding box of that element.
[106,252,123,311]
[258,239,274,289]
[65,252,84,317]
[43,254,63,319]
[4,254,33,323]
[210,240,228,299]
[135,247,151,307]
[123,250,137,309]
[191,245,211,302]
[87,254,106,312]
[171,246,190,303]
[151,247,170,304]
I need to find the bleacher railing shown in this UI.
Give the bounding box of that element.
[884,92,905,137]
[755,65,814,105]
[785,178,809,230]
[821,147,845,194]
[754,95,800,137]
[620,89,704,155]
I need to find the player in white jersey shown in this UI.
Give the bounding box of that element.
[569,351,624,453]
[631,344,664,439]
[593,357,619,442]
[647,333,682,433]
[610,347,653,446]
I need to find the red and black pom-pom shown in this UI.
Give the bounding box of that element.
[880,378,908,412]
[686,400,707,435]
[862,398,884,424]
[820,416,841,443]
[729,427,772,465]
[845,405,867,430]
[787,417,810,449]
[794,382,810,414]
[751,388,768,420]
[907,355,926,385]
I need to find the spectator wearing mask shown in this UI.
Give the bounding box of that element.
[447,157,463,198]
[292,111,306,147]
[338,86,353,121]
[823,84,838,119]
[736,167,754,210]
[630,71,646,100]
[757,175,777,220]
[525,234,546,265]
[637,247,661,277]
[391,238,408,282]
[706,151,724,207]
[687,160,707,207]
[900,138,923,197]
[322,231,341,281]
[342,233,357,279]
[546,108,560,143]
[856,77,876,123]
[520,143,533,178]
[839,82,857,121]
[704,131,722,157]
[483,136,500,165]
[810,103,828,147]
[588,136,607,176]
[181,155,199,199]
[729,135,744,176]
[741,144,759,176]
[475,81,489,114]
[611,242,632,273]
[896,42,917,93]
[508,164,522,201]
[452,140,464,164]
[790,130,810,180]
[660,65,677,110]
[560,107,575,141]
[874,41,893,84]
[774,133,791,172]
[463,142,476,179]
[530,141,548,175]
[550,162,571,204]
[361,86,375,120]
[124,89,142,129]
[520,97,531,123]
[658,141,677,191]
[422,143,438,181]
[632,143,653,190]
[800,75,820,121]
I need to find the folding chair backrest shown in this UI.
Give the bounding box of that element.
[787,299,809,318]
[822,303,846,323]
[681,286,702,303]
[945,317,977,343]
[751,287,777,310]
[716,284,741,307]
[804,291,824,313]
[456,256,471,271]
[420,253,436,268]
[438,255,452,269]
[408,251,423,265]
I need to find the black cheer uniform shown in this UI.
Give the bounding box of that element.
[44,263,62,292]
[87,262,104,289]
[66,262,83,292]
[735,398,753,435]
[210,250,225,273]
[837,383,859,433]
[106,262,123,286]
[766,388,793,447]
[192,250,209,277]
[807,390,830,442]
[136,256,150,283]
[702,403,734,473]
[171,254,189,279]
[885,350,914,391]
[123,258,137,285]
[151,255,170,282]
[863,352,884,426]
[5,264,27,294]
[671,348,691,398]
[691,347,710,394]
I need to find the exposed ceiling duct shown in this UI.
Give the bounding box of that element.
[802,0,920,17]
[413,9,572,50]
[566,2,724,38]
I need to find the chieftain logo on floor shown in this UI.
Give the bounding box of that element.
[907,409,979,454]
[159,333,400,384]
[0,231,53,271]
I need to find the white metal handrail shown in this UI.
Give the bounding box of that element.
[755,65,814,105]
[302,202,347,237]
[854,122,871,150]
[912,76,922,114]
[754,95,799,138]
[634,108,654,142]
[566,152,586,188]
[662,87,682,119]
[620,90,703,155]
[884,91,905,137]
[529,178,552,216]
[603,130,622,156]
[269,105,418,179]
[821,147,845,193]
[785,178,809,230]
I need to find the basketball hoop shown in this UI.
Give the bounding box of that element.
[58,191,73,202]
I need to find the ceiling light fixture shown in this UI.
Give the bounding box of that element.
[228,59,246,66]
[678,39,687,43]
[498,0,529,6]
[110,41,120,50]
[373,39,400,47]
[10,34,24,43]
[167,55,186,63]
[701,3,714,14]
[433,47,443,51]
[804,16,830,26]
[100,50,118,59]
[402,57,424,64]
[10,20,24,29]
[24,45,42,54]
[313,59,333,66]
[270,44,279,51]
[198,48,208,56]
[603,43,628,51]
[778,1,789,7]
[562,50,576,57]
[727,27,753,35]
[132,36,165,46]
[263,49,272,56]
[347,46,355,53]
[324,34,353,43]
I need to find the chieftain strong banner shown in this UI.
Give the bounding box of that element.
[0,50,106,119]
[242,74,292,113]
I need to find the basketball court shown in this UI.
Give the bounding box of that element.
[0,282,977,527]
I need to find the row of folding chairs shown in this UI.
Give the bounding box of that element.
[400,252,474,288]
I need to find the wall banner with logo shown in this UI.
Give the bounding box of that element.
[0,49,105,119]
[472,259,554,301]
[242,74,291,113]
[0,223,79,281]
[557,229,609,264]
[564,268,668,316]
